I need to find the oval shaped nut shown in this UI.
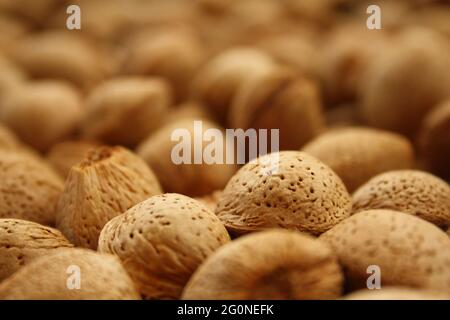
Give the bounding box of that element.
[182,229,343,300]
[0,150,64,226]
[344,287,450,300]
[216,151,352,236]
[98,193,230,299]
[302,127,414,192]
[352,170,450,229]
[0,248,140,300]
[0,218,73,281]
[0,54,26,95]
[0,123,21,150]
[320,209,450,292]
[0,81,83,151]
[56,146,162,249]
[81,77,172,147]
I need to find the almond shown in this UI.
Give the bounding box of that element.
[344,287,450,300]
[0,123,21,150]
[195,190,222,212]
[98,193,230,299]
[182,229,343,299]
[56,146,162,249]
[0,54,25,95]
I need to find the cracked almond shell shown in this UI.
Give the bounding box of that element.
[98,193,230,299]
[56,146,162,249]
[182,229,343,299]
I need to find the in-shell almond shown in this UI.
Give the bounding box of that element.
[0,123,21,150]
[0,218,73,281]
[320,209,450,292]
[352,170,450,229]
[216,151,352,236]
[302,127,414,192]
[98,193,230,299]
[182,229,343,300]
[56,146,162,249]
[0,248,140,300]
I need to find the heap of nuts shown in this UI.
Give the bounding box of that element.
[0,0,449,300]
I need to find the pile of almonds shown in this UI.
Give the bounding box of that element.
[0,0,449,300]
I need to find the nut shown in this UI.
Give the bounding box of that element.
[352,170,450,229]
[302,127,414,192]
[344,287,450,300]
[0,123,21,150]
[0,218,73,281]
[0,54,25,95]
[56,146,162,249]
[182,229,343,299]
[0,248,140,300]
[98,193,230,299]
[320,209,450,292]
[216,151,352,236]
[195,190,222,212]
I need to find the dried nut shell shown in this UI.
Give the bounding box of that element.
[81,77,172,146]
[302,127,414,192]
[137,119,237,197]
[418,100,450,180]
[182,229,343,300]
[56,146,162,249]
[344,287,450,300]
[320,209,450,292]
[352,170,450,229]
[0,0,60,24]
[98,193,230,299]
[229,67,325,150]
[0,248,140,300]
[0,123,21,150]
[163,102,213,125]
[195,190,222,212]
[0,81,83,151]
[0,54,25,95]
[0,150,64,226]
[0,218,73,281]
[216,151,352,236]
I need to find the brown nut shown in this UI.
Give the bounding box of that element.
[195,190,222,212]
[0,248,140,300]
[344,287,450,300]
[81,77,172,147]
[56,146,162,249]
[352,170,450,229]
[0,123,21,150]
[0,54,25,95]
[0,0,60,24]
[0,81,83,151]
[302,127,414,192]
[0,150,64,226]
[0,218,73,281]
[320,209,450,292]
[98,193,230,299]
[182,229,343,300]
[216,151,352,236]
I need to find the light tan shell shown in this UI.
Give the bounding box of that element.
[0,54,25,95]
[56,146,162,249]
[229,67,325,150]
[195,190,222,212]
[163,102,213,125]
[320,209,450,292]
[0,123,22,150]
[98,193,230,299]
[352,170,450,229]
[137,119,237,197]
[216,151,352,236]
[0,81,83,151]
[344,287,450,300]
[302,127,414,192]
[0,248,140,300]
[81,77,172,146]
[0,150,64,226]
[0,218,73,281]
[182,229,343,300]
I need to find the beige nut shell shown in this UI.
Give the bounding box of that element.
[0,248,140,300]
[320,209,450,292]
[302,127,414,192]
[56,146,162,249]
[0,123,21,150]
[216,151,352,236]
[352,170,450,229]
[98,193,230,299]
[0,218,73,281]
[182,229,343,300]
[344,287,450,300]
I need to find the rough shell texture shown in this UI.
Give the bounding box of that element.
[216,151,352,236]
[0,248,140,300]
[98,193,230,299]
[81,77,171,146]
[320,209,450,292]
[352,170,450,229]
[56,146,162,249]
[344,287,450,300]
[302,127,414,192]
[182,229,343,300]
[0,218,73,281]
[137,119,237,197]
[0,150,64,226]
